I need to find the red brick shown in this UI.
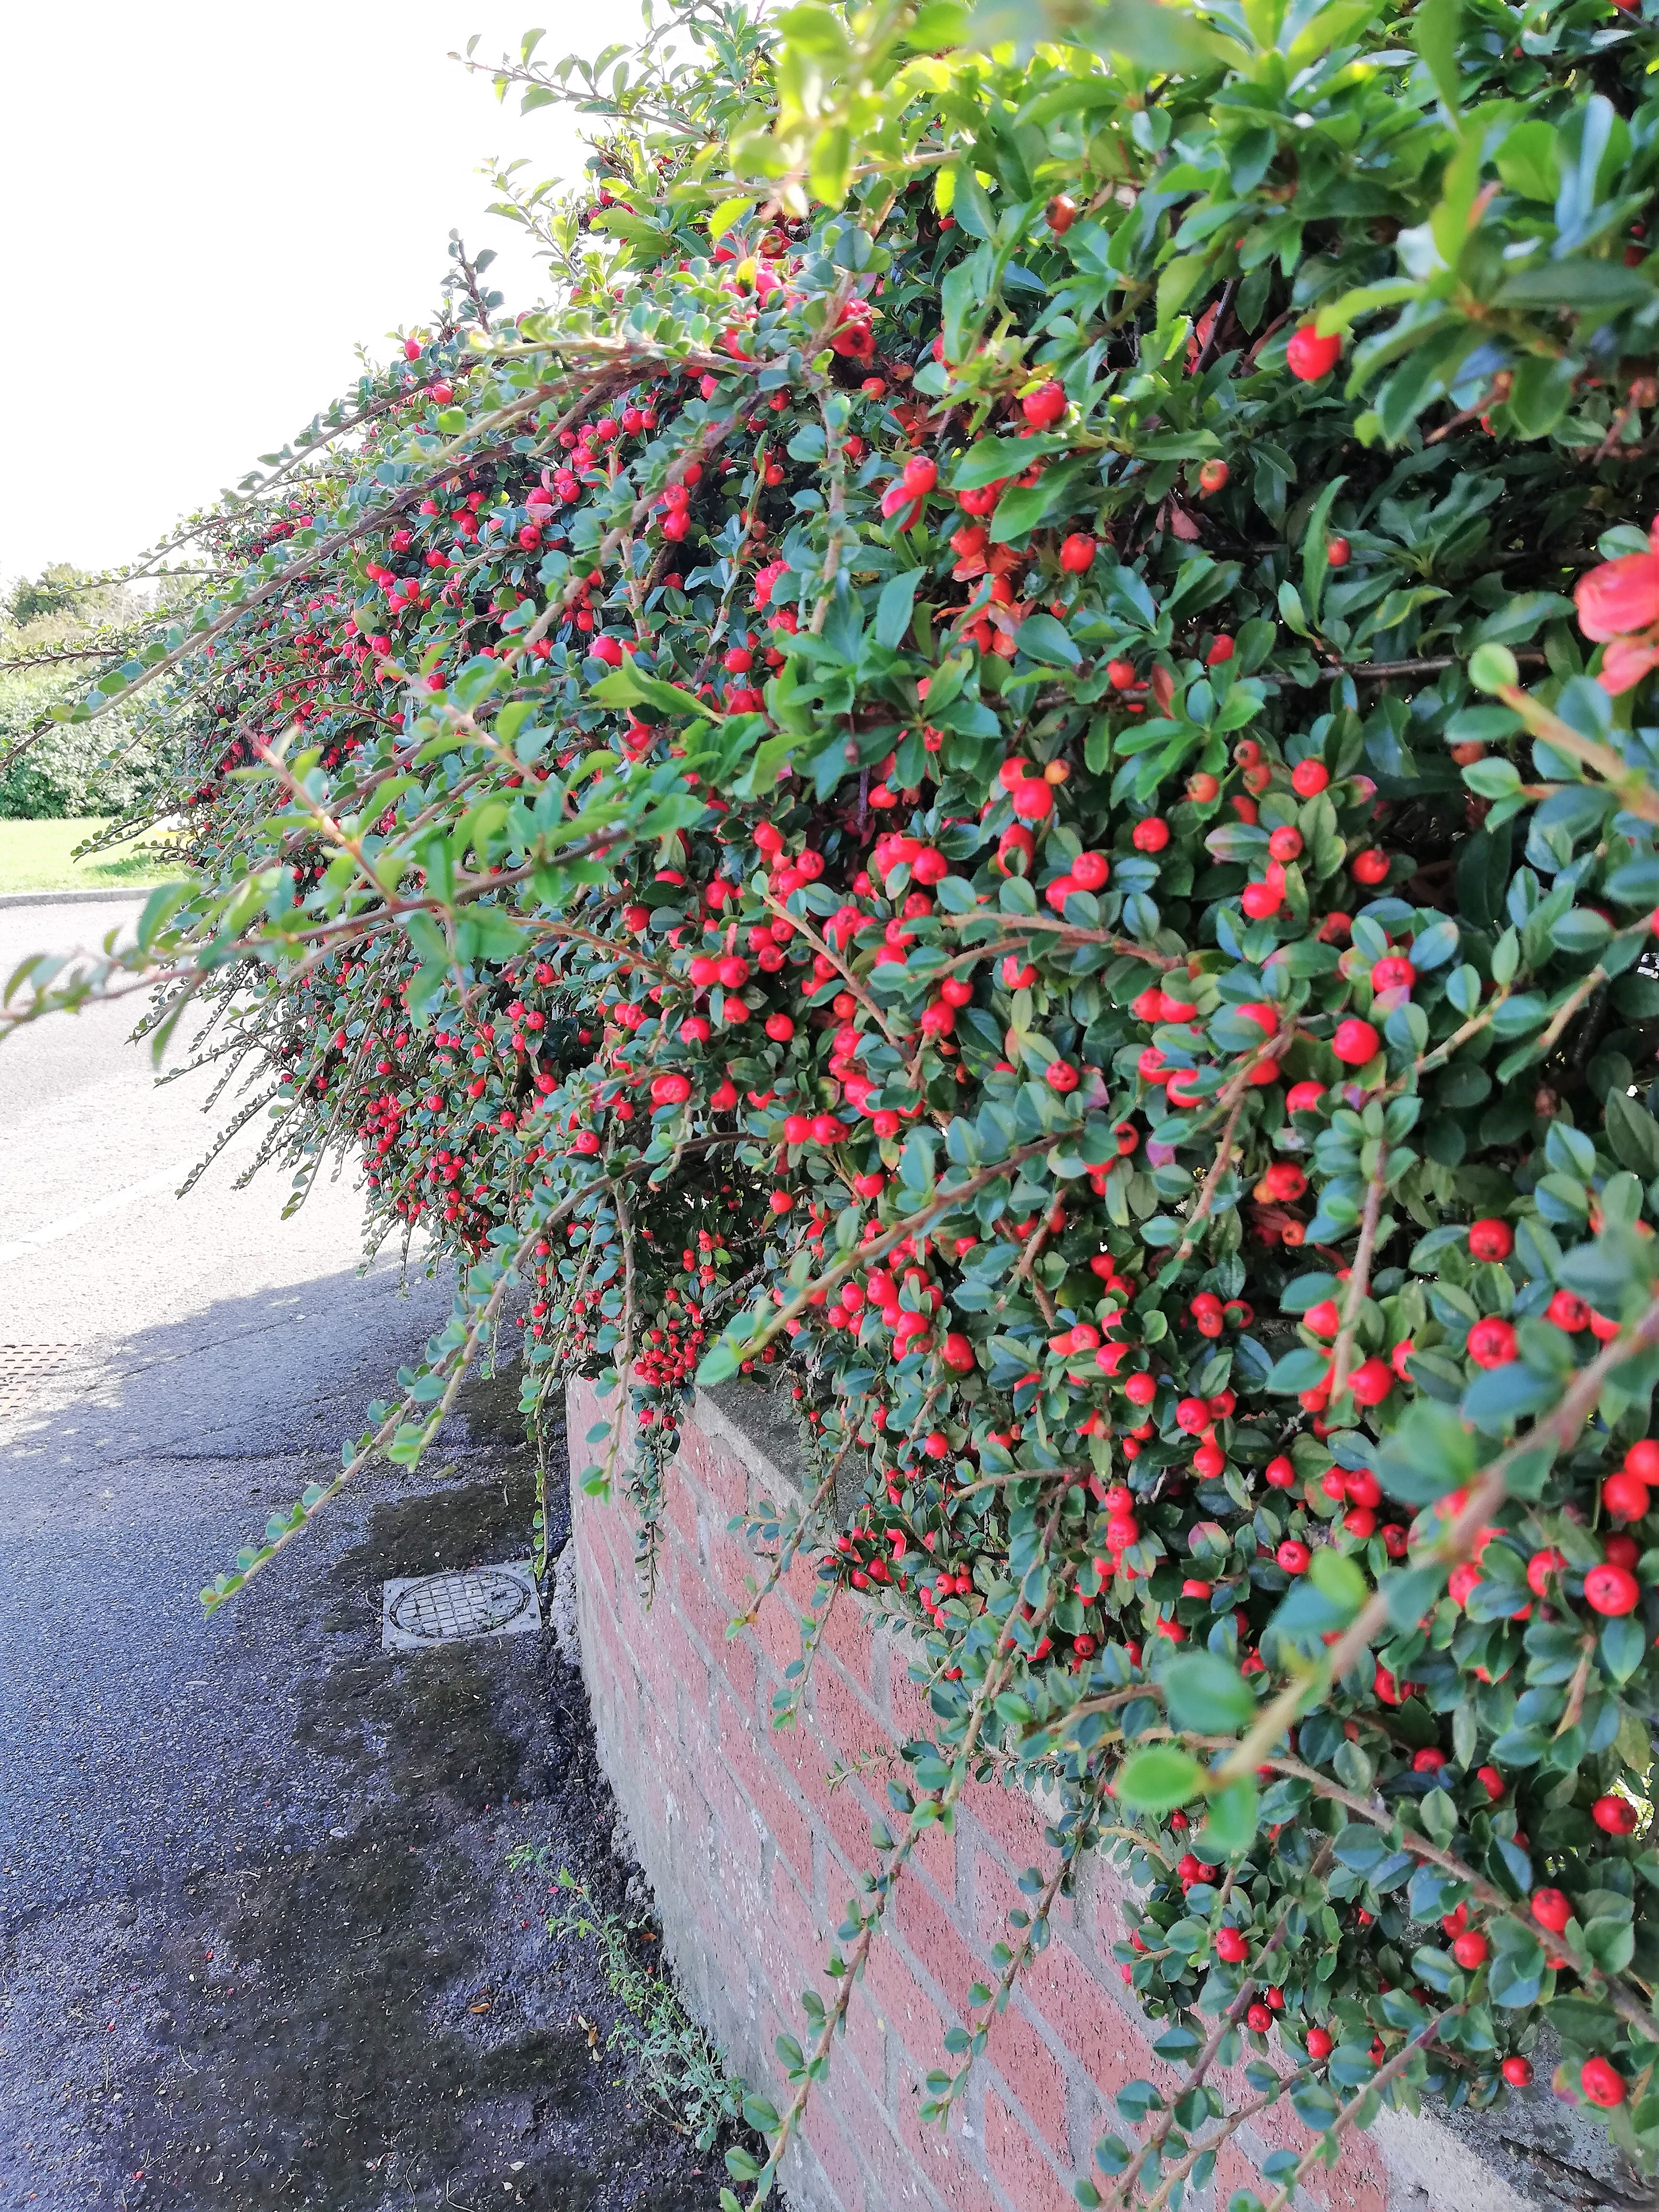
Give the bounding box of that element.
[751,1579,806,1677]
[666,1452,704,1558]
[673,1412,721,1498]
[724,1718,815,1894]
[859,1916,952,2080]
[701,1751,766,1898]
[782,1547,820,1619]
[984,2083,1073,2212]
[771,1702,839,1802]
[989,2019,1071,2159]
[769,1856,828,1971]
[889,2062,1003,2212]
[819,1586,879,1684]
[677,1557,758,1705]
[888,1654,938,1748]
[974,1858,1168,2112]
[1239,2082,1318,2163]
[820,1770,890,1889]
[633,1588,702,1719]
[685,1411,749,1520]
[804,2045,890,2212]
[812,1655,892,1765]
[908,1809,957,1896]
[843,1961,891,2106]
[1303,2131,1387,2212]
[1211,2136,1269,2205]
[959,1777,1049,1869]
[894,1870,980,2022]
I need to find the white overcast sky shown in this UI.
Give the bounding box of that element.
[2,2,628,585]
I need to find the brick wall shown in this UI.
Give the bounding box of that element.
[568,1378,1547,2212]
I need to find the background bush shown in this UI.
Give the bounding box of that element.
[0,565,178,817]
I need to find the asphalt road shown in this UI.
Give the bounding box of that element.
[0,899,720,2212]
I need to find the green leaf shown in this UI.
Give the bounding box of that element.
[1413,0,1462,110]
[696,1340,743,1386]
[1015,612,1081,667]
[1050,0,1234,71]
[1605,1089,1659,1178]
[949,434,1068,490]
[1117,1745,1204,1813]
[709,195,756,241]
[1163,1651,1256,1733]
[1202,1776,1260,1855]
[1376,1399,1481,1505]
[875,568,922,650]
[1308,1548,1367,1622]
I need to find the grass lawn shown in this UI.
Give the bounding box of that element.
[0,817,188,895]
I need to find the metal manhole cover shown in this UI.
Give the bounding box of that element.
[0,1345,76,1422]
[381,1562,542,1651]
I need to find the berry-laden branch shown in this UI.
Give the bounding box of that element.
[1256,2007,1465,2212]
[1214,1285,1659,1795]
[1102,1840,1336,2211]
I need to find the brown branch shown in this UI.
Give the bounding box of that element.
[1327,1156,1389,1410]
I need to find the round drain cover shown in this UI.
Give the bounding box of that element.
[389,1567,533,1642]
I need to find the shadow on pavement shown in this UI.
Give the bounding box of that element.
[0,1262,721,2212]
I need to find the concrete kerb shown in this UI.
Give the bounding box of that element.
[0,886,159,909]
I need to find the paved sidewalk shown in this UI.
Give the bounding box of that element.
[0,901,720,2212]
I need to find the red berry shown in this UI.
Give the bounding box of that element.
[1058,532,1097,573]
[1198,459,1230,494]
[1371,955,1415,993]
[1581,2057,1625,2108]
[1276,1539,1310,1575]
[1291,761,1330,797]
[1531,1888,1571,1934]
[1592,1794,1637,1835]
[1501,2055,1533,2087]
[1021,380,1067,430]
[1624,1439,1659,1484]
[1306,2027,1333,2060]
[1585,1563,1640,1616]
[1215,1926,1249,1963]
[1468,1317,1518,1370]
[1349,1357,1393,1407]
[1326,535,1351,567]
[1286,325,1341,381]
[1452,1929,1489,1969]
[1333,1018,1380,1066]
[1526,1547,1565,1597]
[1603,1470,1650,1521]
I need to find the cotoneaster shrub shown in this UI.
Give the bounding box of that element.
[11,0,1659,2201]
